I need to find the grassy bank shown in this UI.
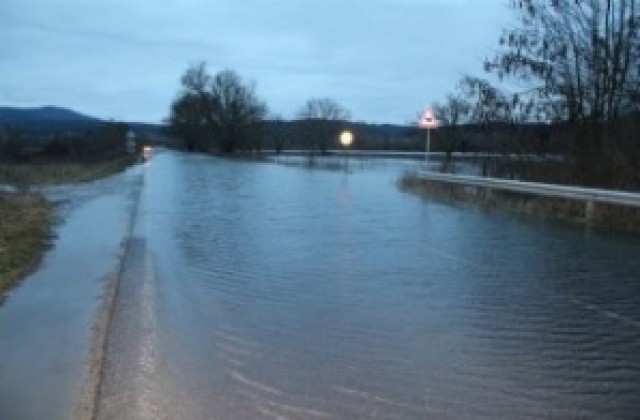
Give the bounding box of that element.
[0,192,53,294]
[0,156,137,188]
[399,175,640,234]
[0,156,138,295]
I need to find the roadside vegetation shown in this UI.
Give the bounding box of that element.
[1,120,141,189]
[0,153,136,296]
[0,155,137,188]
[430,0,640,191]
[0,121,141,295]
[0,192,52,295]
[400,1,640,231]
[0,154,136,296]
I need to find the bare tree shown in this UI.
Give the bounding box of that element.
[180,61,211,95]
[168,93,212,152]
[457,77,516,124]
[432,94,472,170]
[477,1,640,186]
[168,63,267,153]
[298,98,351,121]
[433,94,471,127]
[486,0,640,124]
[209,70,267,153]
[297,98,351,154]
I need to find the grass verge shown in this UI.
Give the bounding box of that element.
[0,156,137,187]
[0,192,53,295]
[0,155,137,295]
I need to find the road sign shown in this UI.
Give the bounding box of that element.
[418,107,437,163]
[125,130,136,155]
[418,107,438,129]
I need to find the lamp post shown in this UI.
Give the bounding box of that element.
[418,107,438,166]
[339,130,354,172]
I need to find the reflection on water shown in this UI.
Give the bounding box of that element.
[269,153,481,175]
[138,151,640,419]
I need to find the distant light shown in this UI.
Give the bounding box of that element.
[339,130,354,147]
[142,145,153,161]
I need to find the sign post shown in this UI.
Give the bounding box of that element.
[418,107,438,164]
[125,130,137,155]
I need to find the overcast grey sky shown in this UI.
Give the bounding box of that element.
[1,0,511,124]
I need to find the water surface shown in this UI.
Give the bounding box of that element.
[134,151,640,419]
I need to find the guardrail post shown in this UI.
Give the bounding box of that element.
[585,200,595,223]
[481,186,493,201]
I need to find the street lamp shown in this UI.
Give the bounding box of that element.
[339,130,354,171]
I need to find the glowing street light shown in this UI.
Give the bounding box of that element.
[339,130,354,171]
[339,130,354,148]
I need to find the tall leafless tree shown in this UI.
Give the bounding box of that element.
[431,94,472,169]
[486,0,639,124]
[477,0,640,186]
[168,62,267,153]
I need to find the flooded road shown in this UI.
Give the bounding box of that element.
[96,150,640,419]
[0,166,141,420]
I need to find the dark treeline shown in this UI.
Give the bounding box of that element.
[0,106,164,162]
[256,120,567,155]
[2,107,566,162]
[431,0,640,190]
[0,122,147,162]
[165,63,568,156]
[166,1,639,190]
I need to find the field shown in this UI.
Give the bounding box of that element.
[0,156,137,187]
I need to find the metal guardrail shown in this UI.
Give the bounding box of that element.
[264,150,562,160]
[0,184,18,194]
[265,149,430,158]
[414,171,640,209]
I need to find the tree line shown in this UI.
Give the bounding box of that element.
[167,62,351,154]
[431,0,640,188]
[0,122,140,162]
[167,1,639,187]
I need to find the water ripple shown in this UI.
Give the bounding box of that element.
[145,152,640,419]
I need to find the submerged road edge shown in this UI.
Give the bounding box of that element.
[73,176,144,420]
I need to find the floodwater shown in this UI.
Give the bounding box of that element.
[0,166,141,420]
[100,150,640,419]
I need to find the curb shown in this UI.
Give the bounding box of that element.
[74,174,144,420]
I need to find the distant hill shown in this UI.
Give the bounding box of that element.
[0,106,104,135]
[0,106,163,137]
[0,106,100,123]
